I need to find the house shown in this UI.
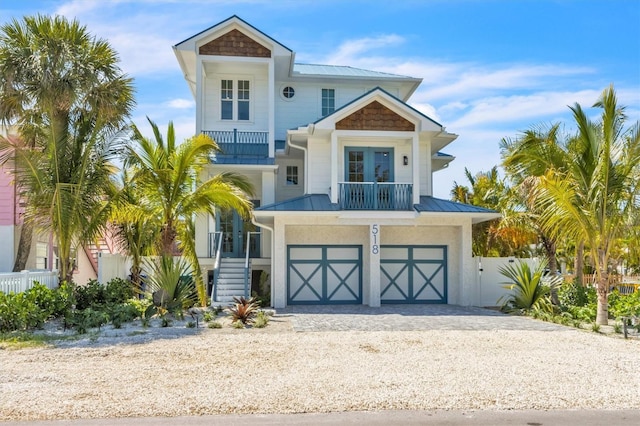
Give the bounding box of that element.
[0,127,116,284]
[173,15,499,308]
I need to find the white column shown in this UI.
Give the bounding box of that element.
[194,212,209,258]
[330,132,338,202]
[369,223,381,307]
[268,59,275,158]
[272,217,286,308]
[412,134,420,203]
[261,170,275,206]
[195,57,203,134]
[459,219,474,306]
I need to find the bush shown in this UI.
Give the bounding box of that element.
[227,296,259,325]
[104,278,134,305]
[558,280,595,309]
[74,280,105,310]
[253,310,269,328]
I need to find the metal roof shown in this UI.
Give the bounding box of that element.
[257,194,340,211]
[415,196,497,213]
[257,194,498,214]
[293,64,414,79]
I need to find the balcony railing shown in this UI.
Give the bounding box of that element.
[339,182,413,210]
[203,129,269,158]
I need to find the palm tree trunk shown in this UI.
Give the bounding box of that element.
[596,275,609,325]
[13,220,33,271]
[574,241,584,286]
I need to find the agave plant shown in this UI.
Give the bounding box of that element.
[227,296,260,325]
[498,260,563,313]
[144,256,197,315]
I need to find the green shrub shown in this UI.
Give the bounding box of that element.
[558,280,595,309]
[202,311,215,322]
[104,278,134,305]
[208,321,222,329]
[70,308,109,334]
[253,310,269,328]
[74,280,105,310]
[145,256,197,315]
[498,260,562,313]
[609,290,640,319]
[107,304,138,328]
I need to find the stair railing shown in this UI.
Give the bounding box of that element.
[211,231,223,303]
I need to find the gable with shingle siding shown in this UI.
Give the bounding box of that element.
[199,29,271,57]
[336,101,415,131]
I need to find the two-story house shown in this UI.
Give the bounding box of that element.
[173,16,498,309]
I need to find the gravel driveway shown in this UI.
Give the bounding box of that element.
[1,305,639,421]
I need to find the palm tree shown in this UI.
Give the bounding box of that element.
[500,124,571,275]
[533,86,640,324]
[109,170,160,292]
[123,117,254,305]
[0,14,134,281]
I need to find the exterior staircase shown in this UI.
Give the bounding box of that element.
[83,237,113,276]
[213,258,249,303]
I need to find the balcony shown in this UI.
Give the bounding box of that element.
[203,129,271,164]
[338,182,413,210]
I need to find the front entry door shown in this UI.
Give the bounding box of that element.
[219,201,260,258]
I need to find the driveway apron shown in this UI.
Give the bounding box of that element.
[277,304,567,332]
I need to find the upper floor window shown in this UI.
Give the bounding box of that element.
[221,79,250,121]
[286,165,298,185]
[322,88,335,116]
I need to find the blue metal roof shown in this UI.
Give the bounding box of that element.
[257,194,339,211]
[257,194,497,214]
[212,156,275,165]
[293,64,414,79]
[415,196,497,214]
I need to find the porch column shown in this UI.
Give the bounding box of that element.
[412,134,420,204]
[261,170,275,206]
[272,217,286,309]
[195,57,203,133]
[268,58,275,157]
[369,223,381,307]
[330,131,338,203]
[459,219,474,306]
[194,212,209,258]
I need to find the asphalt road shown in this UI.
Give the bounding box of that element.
[2,410,640,426]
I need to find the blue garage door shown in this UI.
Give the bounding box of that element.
[287,245,362,305]
[381,245,447,304]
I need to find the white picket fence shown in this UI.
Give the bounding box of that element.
[0,270,59,294]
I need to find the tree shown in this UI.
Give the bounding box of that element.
[501,123,572,274]
[451,166,532,256]
[0,14,134,281]
[529,86,640,324]
[123,118,254,305]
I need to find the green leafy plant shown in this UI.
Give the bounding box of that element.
[498,260,562,313]
[104,278,134,305]
[208,321,222,329]
[253,310,269,328]
[144,256,197,315]
[613,322,622,334]
[591,322,601,333]
[232,320,245,329]
[202,311,215,322]
[186,321,196,328]
[227,296,260,325]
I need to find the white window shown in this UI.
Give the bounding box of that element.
[221,79,250,121]
[322,88,335,116]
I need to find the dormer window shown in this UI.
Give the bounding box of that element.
[221,79,250,121]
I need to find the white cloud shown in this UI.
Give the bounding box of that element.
[322,34,405,65]
[164,98,195,109]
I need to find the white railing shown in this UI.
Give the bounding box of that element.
[0,270,59,294]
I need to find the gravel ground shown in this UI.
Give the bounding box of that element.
[1,314,640,421]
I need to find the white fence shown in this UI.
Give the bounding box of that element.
[0,270,59,294]
[476,257,539,307]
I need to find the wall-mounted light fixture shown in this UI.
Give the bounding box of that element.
[403,155,409,166]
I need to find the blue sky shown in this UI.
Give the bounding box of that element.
[2,0,639,199]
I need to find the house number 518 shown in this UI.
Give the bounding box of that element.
[371,224,379,254]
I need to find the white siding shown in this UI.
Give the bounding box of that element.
[307,137,331,194]
[274,82,402,140]
[202,62,269,131]
[274,158,304,202]
[419,140,431,196]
